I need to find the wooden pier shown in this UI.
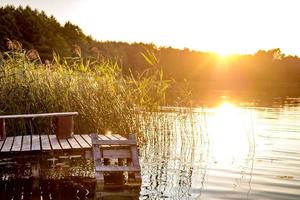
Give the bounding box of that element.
[0,112,142,191]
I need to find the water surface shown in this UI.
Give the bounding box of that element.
[139,98,300,200]
[1,98,300,200]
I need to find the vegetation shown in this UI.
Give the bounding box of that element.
[0,48,170,136]
[2,5,300,102]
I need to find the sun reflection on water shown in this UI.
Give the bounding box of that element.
[208,101,252,165]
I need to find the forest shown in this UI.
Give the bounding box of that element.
[1,5,300,101]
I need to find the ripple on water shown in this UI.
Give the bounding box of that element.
[140,102,300,199]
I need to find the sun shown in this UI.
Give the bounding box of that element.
[215,49,235,59]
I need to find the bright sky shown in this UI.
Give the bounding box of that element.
[1,0,300,56]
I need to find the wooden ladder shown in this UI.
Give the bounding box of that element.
[91,133,141,188]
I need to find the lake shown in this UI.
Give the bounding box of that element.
[1,97,300,199]
[139,97,300,200]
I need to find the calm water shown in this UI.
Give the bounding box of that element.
[1,98,300,199]
[139,98,300,200]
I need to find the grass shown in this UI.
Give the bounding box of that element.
[0,49,171,137]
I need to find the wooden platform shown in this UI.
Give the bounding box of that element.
[0,134,127,153]
[0,112,141,188]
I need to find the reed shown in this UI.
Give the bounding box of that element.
[0,47,170,137]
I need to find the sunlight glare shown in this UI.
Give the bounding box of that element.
[208,101,251,165]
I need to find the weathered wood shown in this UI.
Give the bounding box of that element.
[58,138,71,149]
[1,137,13,152]
[0,140,4,150]
[11,136,22,151]
[67,137,81,149]
[102,149,131,158]
[91,134,104,187]
[96,165,140,172]
[21,135,31,151]
[98,135,111,148]
[128,134,140,166]
[96,191,140,198]
[91,133,141,187]
[48,135,62,150]
[129,134,141,182]
[31,162,40,192]
[31,135,41,151]
[113,134,127,140]
[98,135,110,140]
[55,116,74,139]
[92,139,137,146]
[0,119,5,140]
[0,132,141,187]
[105,134,120,140]
[116,134,126,140]
[0,134,103,152]
[41,135,51,151]
[81,134,92,146]
[74,135,91,148]
[0,112,78,119]
[0,112,78,145]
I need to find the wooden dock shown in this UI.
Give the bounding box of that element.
[0,134,86,153]
[0,112,142,190]
[0,133,128,153]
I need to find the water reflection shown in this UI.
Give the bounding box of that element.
[140,99,300,200]
[1,99,300,199]
[208,102,252,165]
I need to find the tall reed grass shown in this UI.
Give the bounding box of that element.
[0,49,171,136]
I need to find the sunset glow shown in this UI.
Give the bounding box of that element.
[1,0,300,56]
[209,102,251,164]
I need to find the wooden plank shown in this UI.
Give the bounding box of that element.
[58,138,71,149]
[21,135,31,151]
[96,165,140,172]
[81,134,92,146]
[11,136,22,151]
[48,135,62,150]
[31,135,41,151]
[1,137,14,152]
[67,137,81,149]
[102,149,131,158]
[0,119,6,140]
[128,134,142,181]
[41,135,51,151]
[129,134,140,167]
[74,135,91,148]
[106,134,120,140]
[91,134,104,185]
[0,140,4,151]
[113,134,127,140]
[98,135,111,147]
[92,139,136,146]
[98,135,110,140]
[0,112,78,119]
[55,116,74,139]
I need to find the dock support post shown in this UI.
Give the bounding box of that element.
[55,116,74,139]
[0,119,6,140]
[128,134,141,183]
[31,162,40,193]
[91,134,104,190]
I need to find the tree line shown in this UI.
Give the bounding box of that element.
[1,5,300,96]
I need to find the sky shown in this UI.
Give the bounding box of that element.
[1,0,300,56]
